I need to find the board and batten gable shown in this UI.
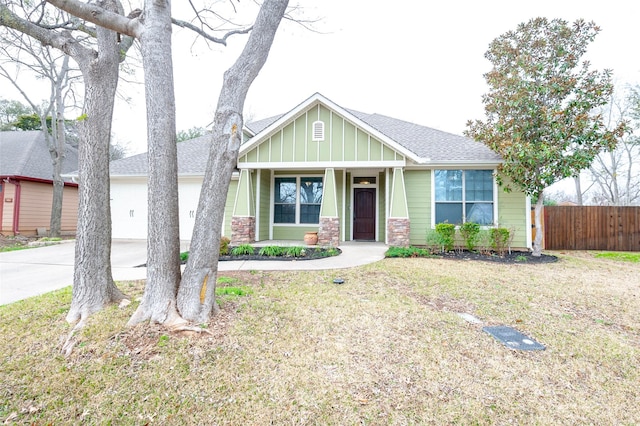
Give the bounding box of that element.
[238,103,406,169]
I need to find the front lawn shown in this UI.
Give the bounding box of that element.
[1,252,638,424]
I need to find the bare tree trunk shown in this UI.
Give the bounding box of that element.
[177,0,289,323]
[127,0,182,326]
[49,56,71,238]
[574,176,583,206]
[67,0,127,323]
[532,194,544,257]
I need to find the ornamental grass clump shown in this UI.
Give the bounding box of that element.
[231,244,255,256]
[258,245,284,257]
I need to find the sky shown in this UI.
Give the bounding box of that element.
[2,0,639,159]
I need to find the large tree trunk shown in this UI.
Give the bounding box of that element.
[127,0,182,326]
[532,194,544,257]
[177,0,289,323]
[66,0,127,324]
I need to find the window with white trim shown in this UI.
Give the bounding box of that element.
[434,170,494,225]
[274,176,323,224]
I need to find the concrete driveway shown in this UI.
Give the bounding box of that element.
[0,239,150,306]
[0,240,387,306]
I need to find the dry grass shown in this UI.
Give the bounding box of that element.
[1,252,639,425]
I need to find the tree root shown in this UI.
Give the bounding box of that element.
[61,317,88,357]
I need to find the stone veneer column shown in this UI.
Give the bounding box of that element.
[231,216,255,244]
[387,217,410,247]
[318,217,340,247]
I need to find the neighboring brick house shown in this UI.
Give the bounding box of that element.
[108,93,531,249]
[0,130,79,236]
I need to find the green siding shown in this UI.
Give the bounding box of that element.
[370,137,382,161]
[241,104,411,166]
[318,107,332,161]
[383,145,397,161]
[258,170,271,240]
[256,140,268,162]
[389,168,408,218]
[331,115,344,161]
[245,148,258,163]
[282,125,294,162]
[273,226,318,240]
[270,132,282,162]
[356,129,369,160]
[306,118,319,163]
[405,170,431,245]
[223,180,238,238]
[234,169,254,216]
[294,115,306,162]
[497,186,528,248]
[343,122,356,161]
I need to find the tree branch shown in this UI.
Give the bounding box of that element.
[46,0,139,37]
[171,17,252,46]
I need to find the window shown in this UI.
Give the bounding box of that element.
[434,170,494,225]
[274,176,323,224]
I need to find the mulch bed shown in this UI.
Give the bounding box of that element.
[434,250,558,264]
[219,247,341,262]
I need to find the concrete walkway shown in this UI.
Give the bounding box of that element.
[0,240,387,306]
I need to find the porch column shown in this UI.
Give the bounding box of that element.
[231,169,256,244]
[318,168,340,247]
[387,167,410,247]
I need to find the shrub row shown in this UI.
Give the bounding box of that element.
[426,223,514,256]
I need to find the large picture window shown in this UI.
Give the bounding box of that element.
[274,176,323,224]
[434,170,494,225]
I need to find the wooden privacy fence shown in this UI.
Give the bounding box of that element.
[543,206,640,251]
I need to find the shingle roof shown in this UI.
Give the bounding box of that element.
[109,94,501,176]
[109,134,212,176]
[0,130,79,181]
[345,110,502,163]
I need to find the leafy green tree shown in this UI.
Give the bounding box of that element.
[0,99,32,130]
[176,126,207,142]
[466,18,626,256]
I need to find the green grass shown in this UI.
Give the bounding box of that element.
[594,251,640,262]
[1,254,639,424]
[0,245,31,253]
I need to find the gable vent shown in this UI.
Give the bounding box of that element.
[312,120,325,141]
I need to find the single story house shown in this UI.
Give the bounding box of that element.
[108,93,532,248]
[0,130,79,236]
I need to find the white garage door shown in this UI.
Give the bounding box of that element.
[110,180,148,239]
[178,179,203,241]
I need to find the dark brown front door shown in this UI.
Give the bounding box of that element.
[353,188,376,240]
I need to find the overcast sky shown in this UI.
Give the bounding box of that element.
[2,0,638,157]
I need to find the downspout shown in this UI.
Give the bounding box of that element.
[9,178,21,235]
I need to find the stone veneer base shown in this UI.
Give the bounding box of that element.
[318,217,340,247]
[387,217,410,247]
[231,216,255,244]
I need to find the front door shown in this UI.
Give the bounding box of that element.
[353,188,376,240]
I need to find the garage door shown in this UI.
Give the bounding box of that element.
[110,180,148,239]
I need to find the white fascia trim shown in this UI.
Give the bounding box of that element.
[239,161,406,170]
[238,92,423,163]
[407,161,503,169]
